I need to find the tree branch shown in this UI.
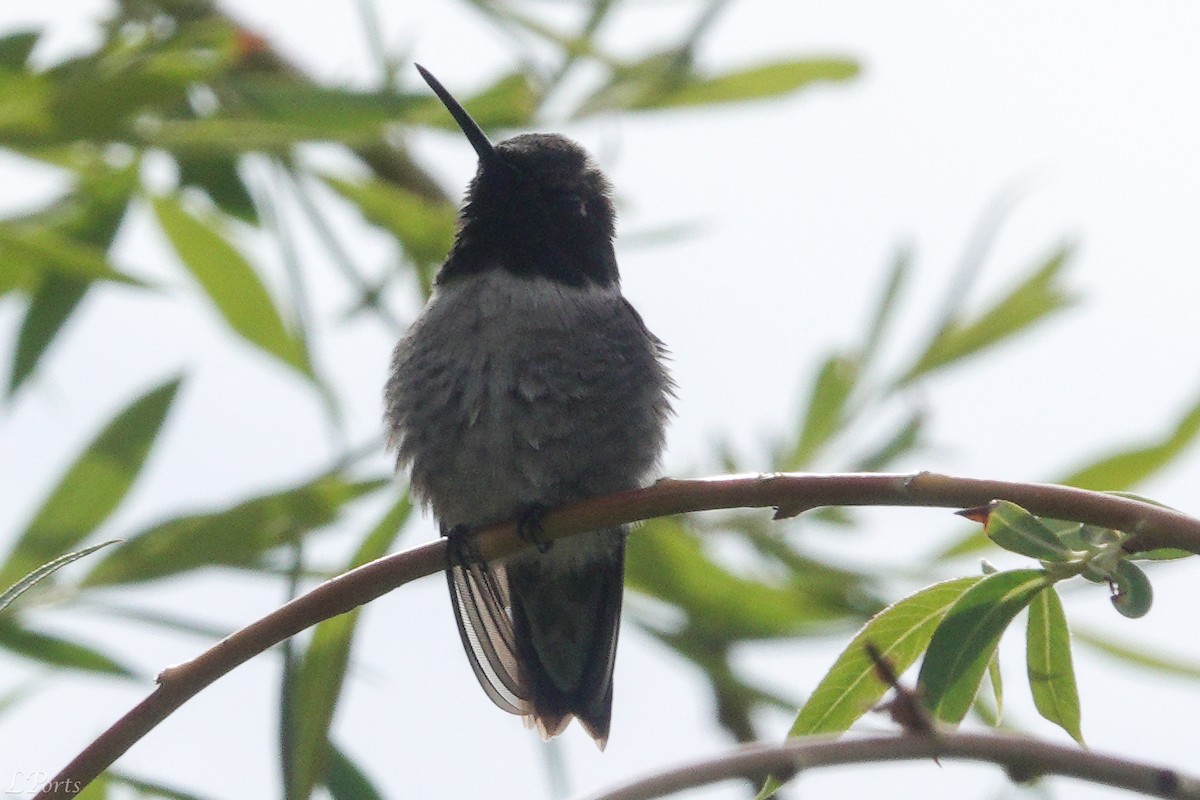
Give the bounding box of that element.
[573,732,1200,800]
[34,471,1200,798]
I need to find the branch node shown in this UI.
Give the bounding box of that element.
[865,641,936,737]
[773,503,811,520]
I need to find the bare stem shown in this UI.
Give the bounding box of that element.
[34,471,1200,798]
[574,732,1200,800]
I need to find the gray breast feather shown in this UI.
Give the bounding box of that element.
[385,271,672,530]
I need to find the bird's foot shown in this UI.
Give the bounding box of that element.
[517,504,553,554]
[442,523,480,569]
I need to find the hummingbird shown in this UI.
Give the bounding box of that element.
[384,65,672,747]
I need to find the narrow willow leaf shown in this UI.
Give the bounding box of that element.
[651,58,860,109]
[861,249,910,368]
[449,72,537,130]
[73,775,109,800]
[576,55,857,116]
[0,30,39,69]
[0,377,181,588]
[935,527,989,561]
[152,194,310,377]
[177,154,258,222]
[326,744,386,800]
[0,619,133,677]
[784,354,859,469]
[628,518,858,638]
[0,224,144,285]
[918,569,1049,724]
[107,771,208,800]
[322,175,456,272]
[1026,585,1083,742]
[150,119,390,153]
[1073,627,1200,679]
[852,411,923,472]
[0,540,120,614]
[231,77,423,128]
[81,475,388,586]
[900,246,1075,384]
[986,652,1003,722]
[982,500,1074,562]
[10,162,137,394]
[0,70,52,143]
[787,576,981,736]
[1110,560,1153,618]
[9,273,88,395]
[289,496,412,800]
[1059,393,1200,491]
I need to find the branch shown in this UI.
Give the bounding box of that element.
[35,471,1200,798]
[574,732,1200,800]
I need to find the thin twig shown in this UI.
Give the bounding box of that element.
[573,732,1200,800]
[33,471,1200,798]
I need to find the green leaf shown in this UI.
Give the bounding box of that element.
[577,56,858,115]
[899,246,1075,385]
[0,540,120,614]
[981,501,1074,562]
[108,771,210,800]
[152,194,310,377]
[42,23,232,144]
[0,30,39,70]
[651,58,860,109]
[628,518,859,639]
[1073,627,1200,679]
[782,354,859,469]
[1109,560,1153,618]
[81,475,388,586]
[8,161,139,394]
[9,274,89,395]
[986,652,1003,721]
[861,248,910,369]
[0,618,133,677]
[787,576,981,737]
[1059,393,1200,491]
[148,74,535,155]
[326,744,386,800]
[918,569,1050,724]
[0,223,145,285]
[0,378,181,588]
[74,774,109,800]
[289,495,412,800]
[322,174,456,279]
[0,71,53,144]
[852,411,923,472]
[1026,585,1083,742]
[232,76,423,129]
[149,119,392,153]
[177,154,258,222]
[437,72,537,131]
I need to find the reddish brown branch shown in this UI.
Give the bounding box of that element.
[574,732,1200,800]
[35,471,1200,798]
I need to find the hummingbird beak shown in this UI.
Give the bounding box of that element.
[416,64,497,165]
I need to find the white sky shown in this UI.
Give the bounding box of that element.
[2,2,1200,799]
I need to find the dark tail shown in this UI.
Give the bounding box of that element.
[506,532,625,748]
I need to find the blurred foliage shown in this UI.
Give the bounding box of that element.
[0,2,1196,800]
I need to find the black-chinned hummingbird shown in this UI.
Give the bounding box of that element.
[385,65,672,747]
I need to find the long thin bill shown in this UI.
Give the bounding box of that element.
[415,64,496,163]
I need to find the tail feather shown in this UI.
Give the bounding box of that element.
[508,534,625,747]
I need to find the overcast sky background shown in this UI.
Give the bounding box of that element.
[2,2,1200,799]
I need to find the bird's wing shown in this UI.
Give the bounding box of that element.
[445,537,531,716]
